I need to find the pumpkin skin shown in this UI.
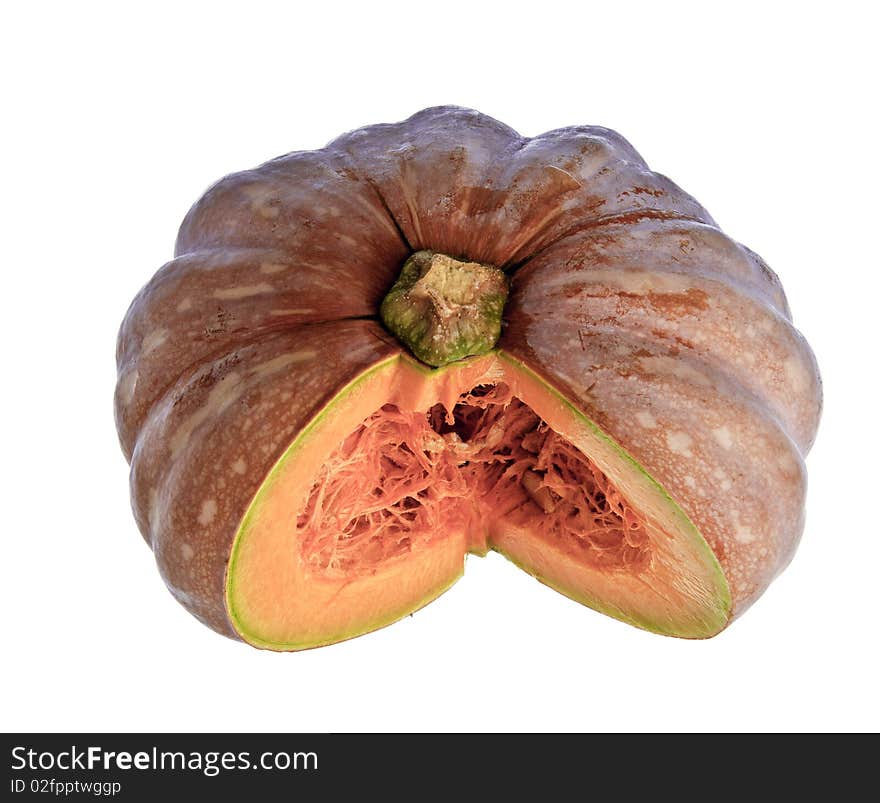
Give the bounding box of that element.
[115,106,821,642]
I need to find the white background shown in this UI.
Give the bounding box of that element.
[3,1,877,733]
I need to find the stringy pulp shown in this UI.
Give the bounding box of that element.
[296,383,653,578]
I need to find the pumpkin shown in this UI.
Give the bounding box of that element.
[115,106,821,649]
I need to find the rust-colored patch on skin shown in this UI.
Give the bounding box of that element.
[651,329,695,351]
[638,288,711,315]
[558,287,710,316]
[619,186,666,199]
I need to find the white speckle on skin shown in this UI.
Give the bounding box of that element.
[242,185,280,219]
[260,261,289,274]
[213,283,274,300]
[639,356,712,387]
[170,371,244,457]
[252,350,317,379]
[734,524,756,544]
[180,543,195,560]
[683,475,696,489]
[232,458,246,475]
[118,368,138,405]
[636,410,658,429]
[713,426,734,449]
[347,343,384,362]
[148,488,159,529]
[305,277,337,290]
[783,356,810,393]
[142,329,168,355]
[778,450,799,474]
[713,468,733,491]
[666,430,693,456]
[197,499,217,526]
[176,298,193,313]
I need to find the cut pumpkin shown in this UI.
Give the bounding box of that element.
[116,107,820,649]
[227,353,730,649]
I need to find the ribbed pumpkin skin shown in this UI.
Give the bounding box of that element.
[115,107,821,637]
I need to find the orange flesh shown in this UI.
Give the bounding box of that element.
[297,383,652,579]
[227,354,729,648]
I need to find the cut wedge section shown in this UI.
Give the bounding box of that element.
[226,352,730,650]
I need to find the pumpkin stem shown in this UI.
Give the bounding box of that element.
[380,251,509,368]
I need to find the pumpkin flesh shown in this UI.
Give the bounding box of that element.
[227,353,729,649]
